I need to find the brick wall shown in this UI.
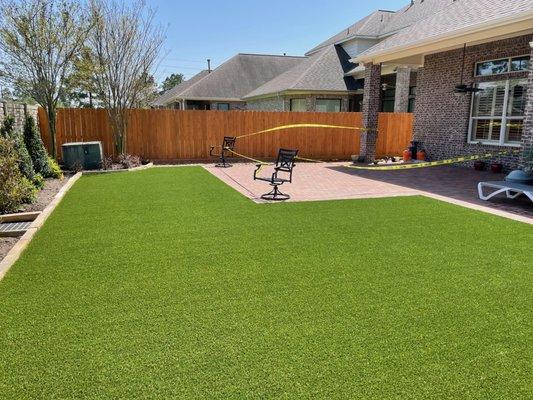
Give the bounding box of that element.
[1,101,39,132]
[247,94,351,112]
[413,34,532,171]
[246,97,285,111]
[521,41,533,167]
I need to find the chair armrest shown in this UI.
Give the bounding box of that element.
[253,164,264,180]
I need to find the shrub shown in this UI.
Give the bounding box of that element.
[24,115,52,177]
[32,173,45,189]
[47,156,64,180]
[0,136,37,213]
[0,115,35,182]
[522,148,533,175]
[101,155,114,170]
[117,154,141,169]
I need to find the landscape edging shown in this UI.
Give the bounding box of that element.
[82,162,154,175]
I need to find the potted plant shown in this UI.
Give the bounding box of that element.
[474,160,486,171]
[490,162,503,173]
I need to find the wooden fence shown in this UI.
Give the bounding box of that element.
[38,108,413,161]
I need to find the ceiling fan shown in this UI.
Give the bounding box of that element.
[454,44,482,94]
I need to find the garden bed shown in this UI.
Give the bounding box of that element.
[0,175,72,261]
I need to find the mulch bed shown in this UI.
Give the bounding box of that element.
[0,175,72,261]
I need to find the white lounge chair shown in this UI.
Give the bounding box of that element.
[478,181,533,202]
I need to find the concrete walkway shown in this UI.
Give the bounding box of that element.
[205,162,532,224]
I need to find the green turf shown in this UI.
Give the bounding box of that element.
[0,167,531,399]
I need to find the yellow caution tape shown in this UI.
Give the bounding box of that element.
[295,155,324,163]
[224,148,269,165]
[344,150,520,171]
[235,124,374,140]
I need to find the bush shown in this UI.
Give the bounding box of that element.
[47,156,64,180]
[1,115,35,182]
[0,136,37,214]
[117,154,141,169]
[32,173,45,189]
[24,115,52,177]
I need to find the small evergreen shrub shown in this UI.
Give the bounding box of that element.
[0,115,35,182]
[47,156,64,180]
[0,136,37,213]
[23,115,52,177]
[32,173,45,189]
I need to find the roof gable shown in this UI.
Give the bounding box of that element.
[244,45,358,99]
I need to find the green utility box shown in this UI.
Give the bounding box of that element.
[62,141,103,170]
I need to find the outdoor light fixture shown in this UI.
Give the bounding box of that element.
[454,44,482,94]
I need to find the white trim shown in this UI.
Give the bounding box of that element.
[356,12,533,63]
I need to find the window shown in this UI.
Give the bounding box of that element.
[475,55,530,76]
[381,88,395,112]
[315,99,341,112]
[216,103,230,111]
[290,98,307,112]
[469,78,527,145]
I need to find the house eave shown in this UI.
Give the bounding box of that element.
[243,89,358,101]
[355,11,533,64]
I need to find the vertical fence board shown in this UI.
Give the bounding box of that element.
[38,108,412,161]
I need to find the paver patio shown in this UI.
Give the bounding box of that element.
[205,162,533,223]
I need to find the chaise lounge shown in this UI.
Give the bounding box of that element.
[478,181,533,203]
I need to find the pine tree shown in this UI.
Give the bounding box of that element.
[23,115,52,176]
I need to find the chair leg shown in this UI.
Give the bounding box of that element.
[215,152,232,168]
[261,184,290,201]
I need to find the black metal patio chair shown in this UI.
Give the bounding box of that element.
[254,148,298,201]
[210,136,236,168]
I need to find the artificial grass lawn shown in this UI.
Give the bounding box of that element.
[0,167,531,399]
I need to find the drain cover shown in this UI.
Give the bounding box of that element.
[0,221,32,237]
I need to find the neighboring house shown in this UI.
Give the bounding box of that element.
[152,54,304,110]
[352,0,532,169]
[244,45,360,112]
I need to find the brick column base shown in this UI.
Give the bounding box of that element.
[360,63,381,162]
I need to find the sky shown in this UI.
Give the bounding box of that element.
[152,0,408,83]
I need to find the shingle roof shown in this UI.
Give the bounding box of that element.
[306,0,458,56]
[152,70,210,106]
[243,45,359,99]
[152,54,305,106]
[357,0,533,60]
[306,10,395,55]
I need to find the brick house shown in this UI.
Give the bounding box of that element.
[352,0,532,168]
[243,45,360,112]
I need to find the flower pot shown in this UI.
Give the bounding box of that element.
[474,161,486,171]
[416,150,426,161]
[402,149,411,162]
[490,163,503,174]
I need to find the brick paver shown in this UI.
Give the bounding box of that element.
[205,163,532,224]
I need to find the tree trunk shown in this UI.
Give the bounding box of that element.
[109,108,127,156]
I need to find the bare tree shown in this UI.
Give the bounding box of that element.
[0,0,93,158]
[89,0,165,155]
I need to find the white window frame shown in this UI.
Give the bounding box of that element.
[468,78,526,147]
[474,54,530,77]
